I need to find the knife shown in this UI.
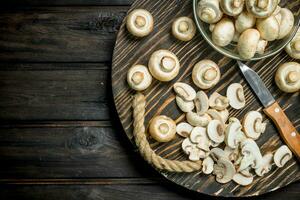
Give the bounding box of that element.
[237,61,300,159]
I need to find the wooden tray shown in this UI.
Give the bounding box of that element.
[112,0,300,197]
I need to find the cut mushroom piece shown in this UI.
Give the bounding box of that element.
[194,91,209,115]
[237,29,260,59]
[126,9,154,37]
[235,11,256,33]
[176,122,194,138]
[255,152,273,176]
[210,147,226,162]
[243,111,267,140]
[207,109,225,124]
[257,15,280,41]
[274,145,293,168]
[173,82,196,101]
[213,158,236,184]
[277,8,294,39]
[212,18,235,47]
[224,146,240,164]
[186,112,211,127]
[176,96,195,113]
[197,0,223,24]
[227,83,246,109]
[209,92,229,111]
[182,138,206,161]
[220,0,244,16]
[202,156,214,174]
[148,50,180,82]
[225,119,246,149]
[172,17,196,42]
[207,120,225,143]
[246,0,279,18]
[239,139,263,171]
[148,115,176,142]
[127,65,152,91]
[275,62,300,93]
[190,127,211,152]
[233,173,254,186]
[285,28,300,59]
[218,109,229,124]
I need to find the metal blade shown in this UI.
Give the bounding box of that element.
[237,61,275,108]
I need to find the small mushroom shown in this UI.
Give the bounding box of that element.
[194,91,209,115]
[235,11,256,33]
[237,29,261,59]
[256,39,268,55]
[192,60,221,89]
[246,0,279,18]
[148,115,176,142]
[176,96,195,113]
[255,152,273,176]
[190,127,211,151]
[256,15,280,41]
[172,17,196,42]
[239,139,263,171]
[176,122,193,138]
[274,145,293,168]
[126,9,154,37]
[227,83,246,109]
[276,8,294,39]
[225,119,246,149]
[202,156,214,174]
[173,82,196,101]
[198,0,223,24]
[285,28,300,59]
[209,92,229,110]
[242,111,267,140]
[275,62,300,93]
[210,147,226,161]
[212,18,235,47]
[186,112,211,127]
[213,158,236,184]
[148,49,180,82]
[182,138,206,161]
[127,65,152,91]
[220,0,244,16]
[207,120,225,143]
[233,173,254,186]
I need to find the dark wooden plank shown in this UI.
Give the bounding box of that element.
[2,0,133,6]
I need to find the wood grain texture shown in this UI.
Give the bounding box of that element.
[112,0,300,197]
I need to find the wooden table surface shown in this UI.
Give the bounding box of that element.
[0,0,298,199]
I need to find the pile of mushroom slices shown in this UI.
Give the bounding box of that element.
[197,0,295,59]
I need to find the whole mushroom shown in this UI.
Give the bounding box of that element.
[127,65,152,91]
[198,0,223,24]
[256,15,280,41]
[227,83,246,109]
[220,0,245,16]
[274,145,293,168]
[275,62,300,93]
[237,29,261,59]
[148,115,176,142]
[242,111,267,140]
[126,9,154,37]
[212,18,235,47]
[276,8,294,39]
[246,0,279,18]
[285,29,300,59]
[172,17,196,42]
[235,11,256,33]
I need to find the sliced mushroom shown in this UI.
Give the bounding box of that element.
[198,0,223,24]
[148,50,180,82]
[224,146,240,164]
[256,39,268,55]
[242,111,267,140]
[194,91,209,115]
[210,147,226,161]
[209,92,229,110]
[207,109,226,125]
[220,0,244,16]
[202,156,214,174]
[212,18,235,47]
[225,119,246,149]
[218,109,230,124]
[186,112,211,127]
[235,11,256,33]
[127,65,152,91]
[172,17,196,42]
[182,138,206,161]
[173,82,196,101]
[255,152,273,176]
[246,0,279,18]
[176,122,193,137]
[257,15,280,41]
[126,9,154,37]
[275,62,300,93]
[207,120,225,143]
[213,158,236,184]
[148,115,176,142]
[176,96,195,113]
[227,83,246,109]
[239,139,263,171]
[285,28,300,59]
[274,145,292,168]
[276,8,294,39]
[237,29,261,59]
[233,173,254,186]
[190,127,211,151]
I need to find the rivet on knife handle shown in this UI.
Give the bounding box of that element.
[264,102,300,159]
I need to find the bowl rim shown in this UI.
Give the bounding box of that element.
[192,0,300,61]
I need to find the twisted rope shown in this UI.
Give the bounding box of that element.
[132,93,202,172]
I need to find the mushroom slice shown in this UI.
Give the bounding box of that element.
[246,0,279,18]
[176,122,193,138]
[148,115,176,143]
[227,83,246,109]
[172,17,196,42]
[173,82,196,101]
[274,145,293,168]
[239,139,263,171]
[192,60,221,90]
[257,15,280,41]
[242,111,267,140]
[202,156,214,174]
[176,96,195,113]
[224,146,240,164]
[207,109,225,124]
[186,112,211,127]
[235,11,256,33]
[285,28,300,59]
[210,147,226,162]
[209,92,229,111]
[218,109,229,123]
[255,152,273,176]
[212,18,235,47]
[237,29,260,59]
[220,0,244,16]
[225,119,246,149]
[207,120,225,143]
[277,8,294,39]
[233,173,254,186]
[182,138,206,161]
[126,9,154,37]
[190,127,210,152]
[197,0,223,24]
[127,65,152,91]
[194,91,209,115]
[275,62,300,93]
[148,50,180,82]
[213,158,236,184]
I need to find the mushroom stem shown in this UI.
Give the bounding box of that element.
[178,21,189,32]
[204,68,218,81]
[257,0,268,10]
[233,0,242,8]
[161,56,176,72]
[159,123,169,134]
[135,16,146,27]
[131,71,144,85]
[286,71,299,83]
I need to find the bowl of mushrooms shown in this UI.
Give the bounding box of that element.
[193,0,300,60]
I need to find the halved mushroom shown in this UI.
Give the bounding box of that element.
[227,83,246,109]
[209,92,229,111]
[148,50,180,82]
[198,0,223,24]
[213,158,236,184]
[173,82,196,101]
[255,152,273,176]
[176,122,193,138]
[274,145,293,168]
[276,8,294,39]
[182,138,206,161]
[246,0,279,18]
[210,147,226,161]
[239,139,263,171]
[148,115,176,142]
[207,120,225,143]
[233,172,254,186]
[235,11,256,33]
[194,91,209,115]
[275,62,300,93]
[186,112,211,127]
[225,119,246,149]
[220,0,244,16]
[212,18,235,47]
[257,15,280,41]
[242,111,267,140]
[126,9,154,37]
[127,65,152,91]
[202,156,214,174]
[172,17,196,42]
[192,60,221,90]
[176,96,195,113]
[190,127,211,151]
[285,29,300,59]
[237,29,260,59]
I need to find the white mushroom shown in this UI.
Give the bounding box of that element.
[224,146,240,164]
[176,122,193,138]
[255,152,273,176]
[194,91,209,115]
[176,96,195,113]
[218,109,230,124]
[207,109,226,125]
[237,29,261,59]
[182,138,206,161]
[256,15,280,41]
[148,115,176,142]
[233,173,254,186]
[225,119,246,149]
[227,83,246,109]
[212,18,235,47]
[232,31,240,43]
[207,120,225,143]
[190,127,211,151]
[198,0,223,24]
[213,158,236,184]
[274,145,293,168]
[210,147,226,161]
[275,62,300,93]
[127,65,152,91]
[186,112,211,127]
[235,11,256,33]
[239,139,263,171]
[276,8,294,39]
[192,60,221,89]
[148,50,180,82]
[256,39,268,55]
[220,0,244,16]
[173,82,196,101]
[172,17,196,42]
[246,0,279,18]
[242,111,267,140]
[285,29,300,59]
[209,92,229,110]
[202,156,214,174]
[126,9,154,37]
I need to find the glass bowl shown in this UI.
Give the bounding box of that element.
[193,0,300,61]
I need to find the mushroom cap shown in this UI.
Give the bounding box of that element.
[227,83,246,109]
[176,96,195,113]
[220,0,245,16]
[239,139,263,170]
[148,115,176,142]
[207,120,225,143]
[256,15,280,41]
[274,145,293,168]
[225,119,246,149]
[209,92,229,110]
[237,29,260,59]
[173,82,196,101]
[275,62,300,93]
[213,158,236,184]
[148,49,180,82]
[190,126,211,151]
[255,152,273,176]
[192,60,221,89]
[186,112,211,127]
[246,0,279,18]
[127,65,152,91]
[285,28,300,59]
[233,173,254,186]
[235,11,256,33]
[182,138,206,161]
[172,17,196,42]
[198,0,223,24]
[194,91,209,115]
[277,8,294,39]
[212,18,235,47]
[202,156,214,174]
[176,122,193,138]
[242,111,267,140]
[126,9,154,37]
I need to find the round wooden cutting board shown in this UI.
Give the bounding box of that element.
[112,0,300,197]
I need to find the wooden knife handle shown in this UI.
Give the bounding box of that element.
[264,102,300,159]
